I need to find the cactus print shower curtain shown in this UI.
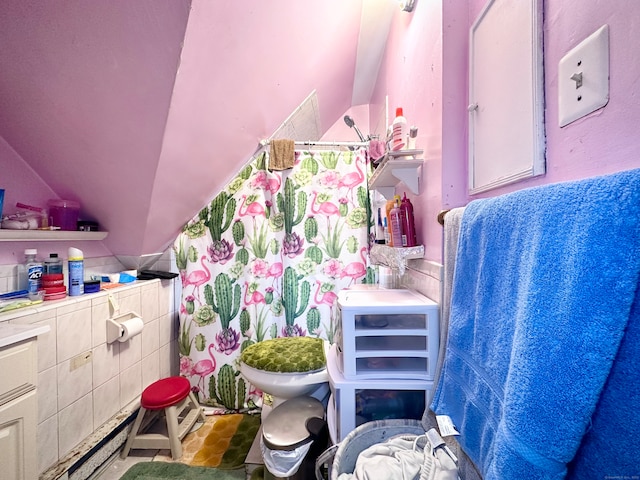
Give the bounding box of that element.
[174,147,373,412]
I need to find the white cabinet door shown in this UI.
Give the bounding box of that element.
[468,0,545,194]
[0,390,37,480]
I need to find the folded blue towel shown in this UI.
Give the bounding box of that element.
[431,168,640,479]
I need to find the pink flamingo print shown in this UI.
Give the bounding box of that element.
[239,195,265,218]
[311,191,341,218]
[314,280,338,307]
[191,344,217,394]
[340,247,368,285]
[244,282,266,305]
[181,255,211,298]
[266,262,283,282]
[338,157,365,195]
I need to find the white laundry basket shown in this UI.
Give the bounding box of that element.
[319,419,425,479]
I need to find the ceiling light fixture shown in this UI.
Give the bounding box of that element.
[398,0,416,12]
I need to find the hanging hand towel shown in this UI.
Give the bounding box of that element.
[269,139,295,171]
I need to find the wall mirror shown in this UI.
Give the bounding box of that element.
[468,0,545,194]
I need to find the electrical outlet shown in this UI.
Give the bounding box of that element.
[558,25,610,127]
[70,351,92,371]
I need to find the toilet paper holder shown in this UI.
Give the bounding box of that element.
[106,311,143,344]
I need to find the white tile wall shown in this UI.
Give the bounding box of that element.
[1,276,180,475]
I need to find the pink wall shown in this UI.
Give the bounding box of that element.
[377,0,640,264]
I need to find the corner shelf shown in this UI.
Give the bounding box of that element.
[369,150,423,198]
[0,230,108,242]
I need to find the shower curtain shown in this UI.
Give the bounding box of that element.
[174,146,374,412]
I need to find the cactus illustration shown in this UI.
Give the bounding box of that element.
[283,177,307,235]
[255,152,267,170]
[217,364,237,409]
[232,220,245,245]
[174,237,188,271]
[207,192,236,241]
[307,307,321,336]
[239,164,253,180]
[235,247,249,265]
[301,155,319,174]
[319,151,338,169]
[282,266,310,329]
[304,216,318,241]
[305,245,323,264]
[237,376,246,409]
[239,308,251,335]
[178,320,193,356]
[357,185,369,209]
[204,273,241,329]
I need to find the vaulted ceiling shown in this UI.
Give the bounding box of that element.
[0,0,395,261]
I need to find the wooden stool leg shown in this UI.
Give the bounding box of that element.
[188,391,207,423]
[120,406,147,459]
[165,405,182,460]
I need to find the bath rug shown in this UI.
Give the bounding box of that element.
[154,413,260,469]
[121,461,245,480]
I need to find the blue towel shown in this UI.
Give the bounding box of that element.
[431,168,640,479]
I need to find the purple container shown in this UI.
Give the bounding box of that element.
[48,199,80,231]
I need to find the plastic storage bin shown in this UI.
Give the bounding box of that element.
[48,199,80,231]
[327,344,433,443]
[335,288,439,380]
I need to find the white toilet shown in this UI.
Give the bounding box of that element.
[239,337,330,415]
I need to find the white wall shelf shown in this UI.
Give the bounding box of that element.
[369,150,423,198]
[0,230,108,242]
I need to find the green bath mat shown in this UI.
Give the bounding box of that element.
[121,461,245,480]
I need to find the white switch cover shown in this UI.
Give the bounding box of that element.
[558,25,610,127]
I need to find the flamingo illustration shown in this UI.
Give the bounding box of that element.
[311,191,340,218]
[340,247,368,285]
[338,157,365,195]
[181,255,211,298]
[244,282,266,305]
[239,195,265,218]
[266,262,283,281]
[314,280,338,307]
[191,344,216,394]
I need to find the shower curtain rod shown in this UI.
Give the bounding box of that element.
[259,139,368,148]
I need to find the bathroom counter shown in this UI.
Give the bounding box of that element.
[0,322,50,348]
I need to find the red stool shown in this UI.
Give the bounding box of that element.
[120,376,206,460]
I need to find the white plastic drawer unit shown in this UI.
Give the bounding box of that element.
[327,344,434,443]
[335,288,439,380]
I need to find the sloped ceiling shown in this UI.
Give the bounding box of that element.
[0,0,394,259]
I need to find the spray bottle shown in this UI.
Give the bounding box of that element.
[68,247,84,296]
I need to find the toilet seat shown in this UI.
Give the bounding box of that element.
[262,396,325,450]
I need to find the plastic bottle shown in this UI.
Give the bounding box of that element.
[23,249,43,299]
[389,195,404,247]
[44,253,63,274]
[385,199,396,246]
[391,107,408,151]
[375,207,386,244]
[68,247,84,296]
[400,193,417,247]
[383,217,390,245]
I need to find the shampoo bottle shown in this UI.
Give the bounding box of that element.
[391,107,408,151]
[385,199,396,246]
[68,247,84,296]
[389,195,404,247]
[400,193,417,247]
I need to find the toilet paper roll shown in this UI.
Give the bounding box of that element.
[118,316,144,342]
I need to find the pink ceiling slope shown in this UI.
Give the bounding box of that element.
[0,0,365,258]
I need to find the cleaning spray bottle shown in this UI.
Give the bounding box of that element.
[68,247,84,296]
[400,192,417,247]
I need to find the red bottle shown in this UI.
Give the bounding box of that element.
[400,193,417,247]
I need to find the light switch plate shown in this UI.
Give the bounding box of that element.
[558,25,610,127]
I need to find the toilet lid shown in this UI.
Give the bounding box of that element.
[262,396,325,450]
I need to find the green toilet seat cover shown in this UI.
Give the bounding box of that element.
[240,337,326,373]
